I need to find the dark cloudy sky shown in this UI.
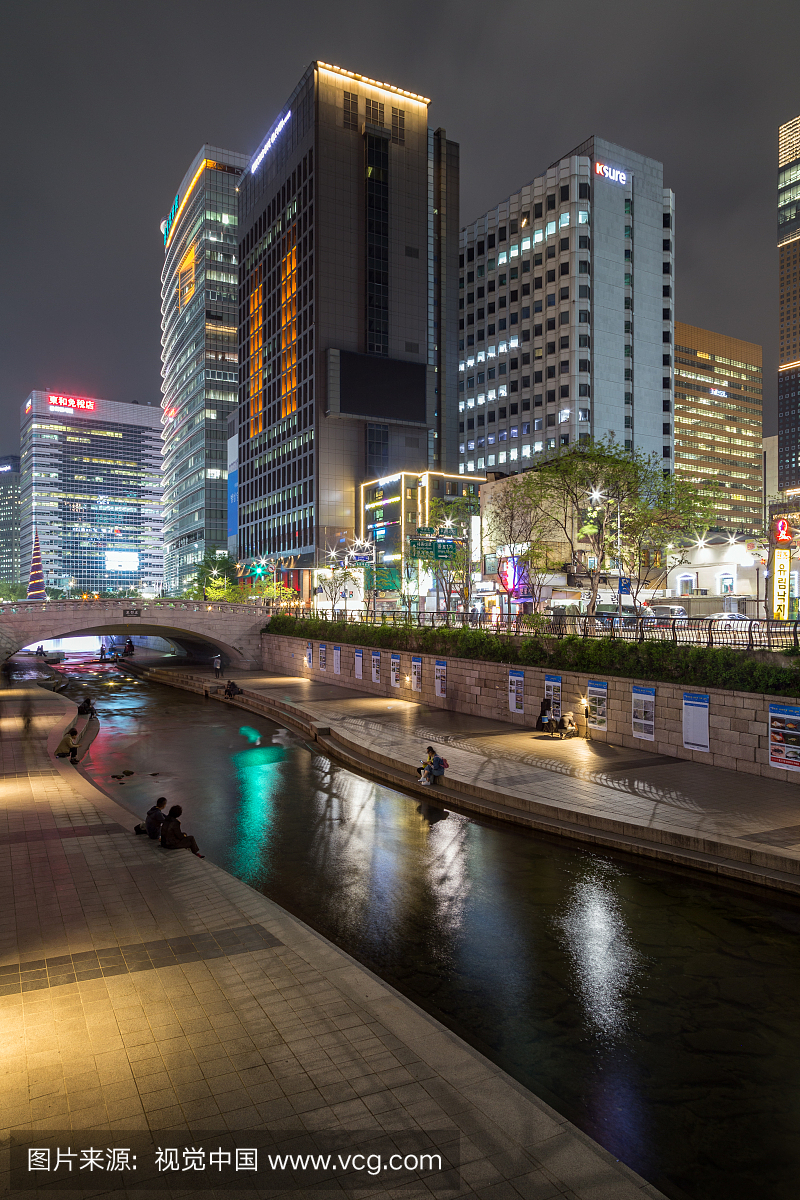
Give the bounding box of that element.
[1,0,797,452]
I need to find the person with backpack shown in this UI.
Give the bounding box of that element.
[420,745,448,786]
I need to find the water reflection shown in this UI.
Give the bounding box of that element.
[556,862,644,1041]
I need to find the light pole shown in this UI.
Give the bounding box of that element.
[590,488,622,622]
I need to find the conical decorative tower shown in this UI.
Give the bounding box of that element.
[27,529,46,600]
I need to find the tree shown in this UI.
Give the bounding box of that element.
[536,436,716,614]
[482,473,561,629]
[315,563,359,616]
[617,473,717,606]
[0,582,29,601]
[415,497,475,622]
[180,550,240,600]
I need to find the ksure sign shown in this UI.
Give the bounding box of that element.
[595,162,628,185]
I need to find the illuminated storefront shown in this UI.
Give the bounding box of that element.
[20,391,163,595]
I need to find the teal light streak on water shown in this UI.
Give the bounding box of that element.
[229,745,286,883]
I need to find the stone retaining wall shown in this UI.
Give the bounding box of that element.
[261,632,800,784]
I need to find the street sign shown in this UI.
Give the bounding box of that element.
[349,553,373,563]
[409,537,460,560]
[416,526,435,535]
[617,577,632,595]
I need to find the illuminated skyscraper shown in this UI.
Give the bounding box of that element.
[778,115,800,489]
[20,391,163,594]
[236,63,458,598]
[160,145,249,593]
[0,454,21,584]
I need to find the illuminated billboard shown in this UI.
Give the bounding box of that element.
[49,394,96,412]
[105,551,139,572]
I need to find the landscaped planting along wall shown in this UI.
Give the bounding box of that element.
[262,632,800,784]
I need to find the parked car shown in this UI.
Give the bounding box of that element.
[707,612,761,629]
[646,604,688,621]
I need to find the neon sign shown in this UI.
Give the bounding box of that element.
[25,399,32,412]
[251,111,291,174]
[773,548,791,620]
[774,516,793,545]
[710,388,728,398]
[48,394,96,412]
[595,162,628,185]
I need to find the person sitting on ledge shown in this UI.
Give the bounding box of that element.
[134,796,168,838]
[160,804,204,857]
[54,726,84,764]
[224,680,242,699]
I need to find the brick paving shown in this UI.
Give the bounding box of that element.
[0,673,664,1199]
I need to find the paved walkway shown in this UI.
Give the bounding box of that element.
[0,669,664,1199]
[144,664,800,894]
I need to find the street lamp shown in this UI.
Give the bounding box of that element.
[588,487,623,621]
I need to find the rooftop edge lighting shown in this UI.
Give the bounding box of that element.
[317,62,429,104]
[251,111,292,175]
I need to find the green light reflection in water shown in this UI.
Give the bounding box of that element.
[230,744,286,882]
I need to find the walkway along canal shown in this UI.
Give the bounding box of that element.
[58,659,800,1200]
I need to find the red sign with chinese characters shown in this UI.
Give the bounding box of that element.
[48,394,96,412]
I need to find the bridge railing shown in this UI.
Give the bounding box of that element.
[0,599,271,616]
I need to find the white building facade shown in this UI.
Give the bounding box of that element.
[458,136,675,474]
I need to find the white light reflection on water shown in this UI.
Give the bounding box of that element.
[556,864,644,1041]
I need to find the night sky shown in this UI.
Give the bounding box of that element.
[2,0,798,454]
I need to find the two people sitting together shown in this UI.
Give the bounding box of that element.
[134,797,204,858]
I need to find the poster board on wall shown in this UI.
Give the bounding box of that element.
[769,703,800,772]
[682,693,709,752]
[354,648,362,679]
[509,670,524,713]
[306,642,313,668]
[587,680,607,730]
[319,644,326,671]
[545,674,561,719]
[435,660,447,699]
[632,685,655,740]
[372,651,380,683]
[333,645,341,675]
[411,657,422,692]
[391,654,400,687]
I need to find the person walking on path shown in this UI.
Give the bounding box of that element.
[160,805,204,857]
[54,726,84,764]
[213,654,222,678]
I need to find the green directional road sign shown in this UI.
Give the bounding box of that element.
[416,526,435,535]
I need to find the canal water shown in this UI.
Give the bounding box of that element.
[59,661,800,1200]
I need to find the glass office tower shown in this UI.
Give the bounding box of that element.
[160,145,249,593]
[236,63,459,600]
[20,391,163,594]
[0,455,21,584]
[778,115,800,490]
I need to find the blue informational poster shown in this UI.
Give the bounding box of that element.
[411,656,422,692]
[372,651,380,684]
[509,669,524,713]
[333,645,341,675]
[435,660,447,698]
[319,643,326,671]
[769,703,800,772]
[354,648,362,680]
[632,685,655,740]
[545,673,561,719]
[587,680,607,730]
[391,653,400,687]
[306,642,313,669]
[683,693,709,752]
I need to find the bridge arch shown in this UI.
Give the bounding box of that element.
[0,599,267,669]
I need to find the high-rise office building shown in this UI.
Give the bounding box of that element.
[236,62,459,598]
[778,115,800,489]
[160,145,249,593]
[457,137,674,475]
[20,391,163,594]
[0,455,21,584]
[673,323,762,532]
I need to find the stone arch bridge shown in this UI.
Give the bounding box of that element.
[0,599,269,668]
